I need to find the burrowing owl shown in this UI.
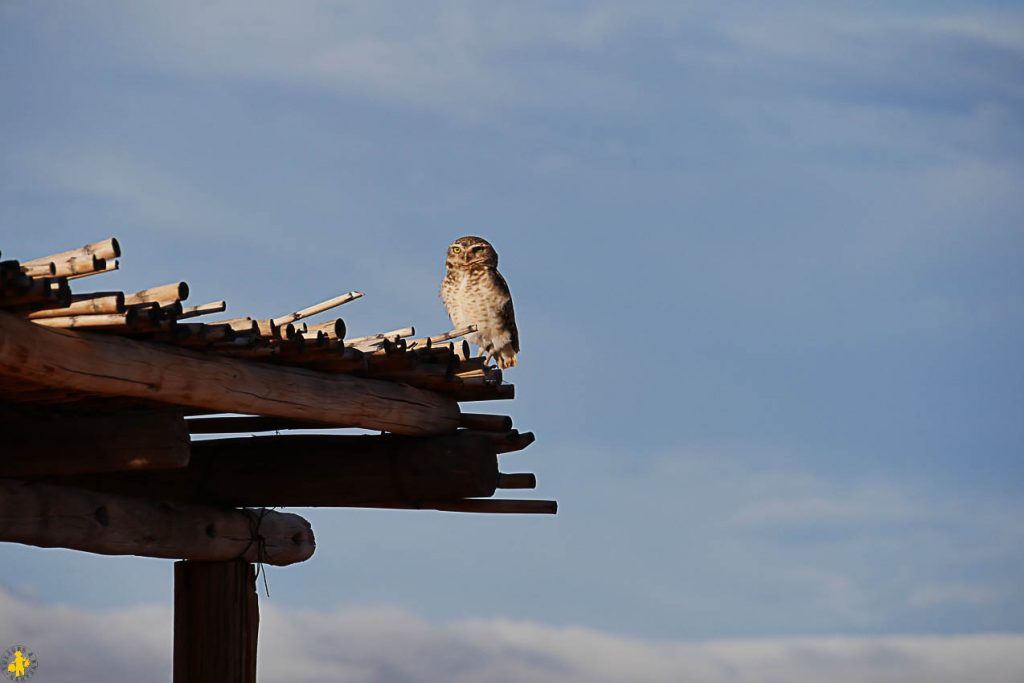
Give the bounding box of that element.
[441,236,519,368]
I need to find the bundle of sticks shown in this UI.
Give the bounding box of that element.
[0,239,508,400]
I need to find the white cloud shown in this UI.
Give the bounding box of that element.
[86,1,645,117]
[909,582,999,609]
[0,587,1022,683]
[16,147,252,240]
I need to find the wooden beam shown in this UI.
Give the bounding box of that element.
[460,429,535,454]
[382,499,557,514]
[459,413,513,432]
[55,433,502,506]
[0,311,460,436]
[174,560,258,683]
[0,478,315,565]
[186,415,335,434]
[0,409,190,477]
[497,473,537,489]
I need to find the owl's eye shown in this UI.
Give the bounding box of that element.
[452,246,462,254]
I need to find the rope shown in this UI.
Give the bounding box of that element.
[236,506,273,597]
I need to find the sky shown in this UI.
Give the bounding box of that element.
[1,1,1023,680]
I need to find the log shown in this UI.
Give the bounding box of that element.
[186,416,336,433]
[476,429,535,454]
[50,254,102,278]
[212,318,256,333]
[405,325,477,349]
[26,292,125,318]
[271,291,363,326]
[174,560,258,683]
[124,282,189,306]
[0,311,460,435]
[210,316,255,330]
[154,301,184,319]
[31,312,135,329]
[20,262,56,278]
[384,499,557,514]
[456,381,515,402]
[304,317,346,340]
[0,260,28,287]
[0,478,316,565]
[178,301,227,319]
[460,413,513,432]
[0,276,71,308]
[497,473,537,489]
[57,433,501,506]
[432,499,556,514]
[346,326,415,349]
[66,258,119,280]
[22,238,121,268]
[189,323,234,342]
[298,329,327,344]
[0,409,189,476]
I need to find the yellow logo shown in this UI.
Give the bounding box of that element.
[1,646,38,681]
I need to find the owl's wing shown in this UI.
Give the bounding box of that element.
[440,275,457,324]
[493,270,520,353]
[502,297,520,352]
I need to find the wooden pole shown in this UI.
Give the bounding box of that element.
[345,326,416,350]
[405,325,477,349]
[65,258,119,280]
[271,291,363,327]
[31,312,136,329]
[178,301,227,319]
[26,292,125,318]
[124,282,189,306]
[304,317,346,340]
[0,311,460,436]
[20,262,56,278]
[0,479,315,564]
[174,560,258,683]
[22,238,121,268]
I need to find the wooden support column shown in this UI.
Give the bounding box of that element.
[174,560,258,683]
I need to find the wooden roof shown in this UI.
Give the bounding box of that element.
[1,237,554,571]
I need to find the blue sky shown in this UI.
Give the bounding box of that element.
[1,1,1023,678]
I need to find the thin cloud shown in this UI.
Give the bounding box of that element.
[0,587,1022,683]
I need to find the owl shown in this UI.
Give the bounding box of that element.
[441,236,520,368]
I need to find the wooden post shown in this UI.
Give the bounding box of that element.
[174,560,259,683]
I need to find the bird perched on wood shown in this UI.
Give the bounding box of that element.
[441,235,519,368]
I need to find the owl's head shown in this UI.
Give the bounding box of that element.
[446,235,498,269]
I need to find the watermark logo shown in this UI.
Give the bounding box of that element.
[1,646,38,681]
